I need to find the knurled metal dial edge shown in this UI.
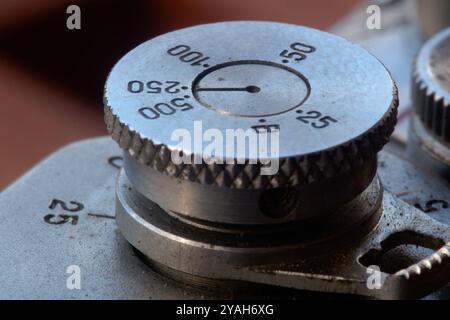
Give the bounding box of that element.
[412,65,450,143]
[104,85,398,189]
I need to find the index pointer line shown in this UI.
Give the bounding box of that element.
[196,85,261,93]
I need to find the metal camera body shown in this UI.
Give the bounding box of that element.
[1,20,450,300]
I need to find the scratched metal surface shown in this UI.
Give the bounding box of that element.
[0,137,449,299]
[0,137,204,299]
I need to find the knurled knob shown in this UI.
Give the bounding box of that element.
[104,21,398,191]
[412,27,450,144]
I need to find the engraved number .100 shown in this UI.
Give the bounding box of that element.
[167,45,211,67]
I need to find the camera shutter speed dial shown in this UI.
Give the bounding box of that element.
[100,22,450,299]
[104,21,398,191]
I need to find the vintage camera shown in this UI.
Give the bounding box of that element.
[1,4,450,300]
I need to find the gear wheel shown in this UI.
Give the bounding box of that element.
[412,27,450,143]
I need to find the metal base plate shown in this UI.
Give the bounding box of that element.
[1,137,450,299]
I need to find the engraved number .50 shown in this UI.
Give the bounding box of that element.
[280,42,316,62]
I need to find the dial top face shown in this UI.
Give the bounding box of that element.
[105,21,395,159]
[418,27,450,99]
[429,34,450,93]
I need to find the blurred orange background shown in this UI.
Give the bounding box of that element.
[0,0,360,189]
